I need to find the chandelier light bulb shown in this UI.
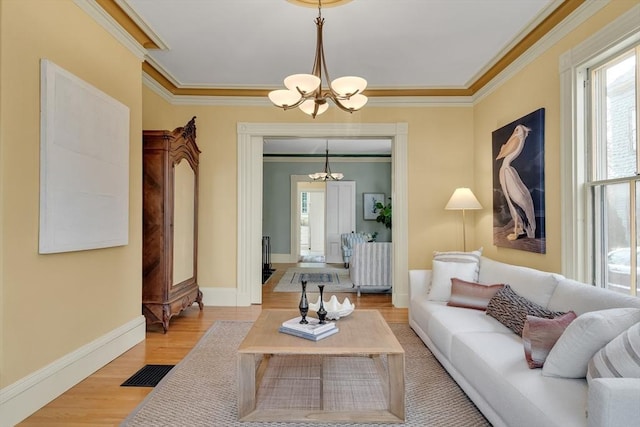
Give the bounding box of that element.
[268,89,301,107]
[284,74,321,94]
[339,94,368,111]
[331,76,367,97]
[300,99,329,116]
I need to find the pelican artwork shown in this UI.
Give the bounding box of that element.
[496,124,536,241]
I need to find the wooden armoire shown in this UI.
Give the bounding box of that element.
[142,117,203,332]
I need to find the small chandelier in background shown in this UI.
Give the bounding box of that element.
[309,141,344,181]
[268,0,367,118]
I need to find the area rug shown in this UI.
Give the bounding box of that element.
[121,321,490,426]
[299,254,326,263]
[273,267,355,293]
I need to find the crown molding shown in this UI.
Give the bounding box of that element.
[561,1,640,72]
[100,0,612,107]
[465,0,567,87]
[73,0,146,60]
[114,0,169,50]
[472,0,609,103]
[143,71,475,107]
[142,72,175,103]
[366,96,473,107]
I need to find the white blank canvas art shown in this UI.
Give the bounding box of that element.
[39,59,130,253]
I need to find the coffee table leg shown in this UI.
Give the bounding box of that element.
[237,353,256,419]
[388,353,405,421]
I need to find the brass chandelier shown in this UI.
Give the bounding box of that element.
[268,0,367,118]
[308,140,344,181]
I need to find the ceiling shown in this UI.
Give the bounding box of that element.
[122,0,563,92]
[108,0,572,154]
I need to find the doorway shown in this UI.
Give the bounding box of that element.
[237,122,409,307]
[298,182,325,262]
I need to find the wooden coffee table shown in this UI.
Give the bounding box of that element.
[237,309,405,423]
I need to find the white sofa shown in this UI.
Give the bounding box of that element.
[409,256,640,427]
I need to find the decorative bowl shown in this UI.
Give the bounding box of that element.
[309,295,355,320]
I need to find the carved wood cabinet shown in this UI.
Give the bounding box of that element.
[142,117,202,332]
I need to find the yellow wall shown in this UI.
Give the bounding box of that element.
[473,0,639,273]
[1,0,636,403]
[143,87,475,287]
[0,0,142,386]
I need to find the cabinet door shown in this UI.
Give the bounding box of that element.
[172,159,196,286]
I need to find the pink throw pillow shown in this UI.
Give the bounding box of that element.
[446,278,504,310]
[522,311,577,369]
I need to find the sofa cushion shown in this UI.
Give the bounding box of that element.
[486,285,564,336]
[522,311,577,369]
[409,298,449,336]
[450,332,588,427]
[426,305,512,359]
[478,257,560,307]
[427,259,477,302]
[447,278,504,310]
[587,322,640,382]
[547,278,640,315]
[543,308,640,379]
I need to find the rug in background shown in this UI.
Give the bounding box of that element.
[121,321,490,427]
[299,254,326,263]
[273,266,354,293]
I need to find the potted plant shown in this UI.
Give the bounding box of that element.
[374,198,392,229]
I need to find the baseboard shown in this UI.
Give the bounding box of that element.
[0,315,146,427]
[392,291,409,308]
[200,286,240,306]
[271,253,295,263]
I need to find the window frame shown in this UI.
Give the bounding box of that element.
[585,47,639,295]
[560,4,640,286]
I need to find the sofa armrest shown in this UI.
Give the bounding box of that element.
[588,378,640,427]
[409,269,431,302]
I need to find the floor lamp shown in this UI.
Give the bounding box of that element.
[445,188,482,251]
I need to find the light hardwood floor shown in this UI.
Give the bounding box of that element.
[18,263,408,426]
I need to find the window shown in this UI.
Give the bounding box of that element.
[586,45,639,296]
[560,4,640,297]
[301,191,308,214]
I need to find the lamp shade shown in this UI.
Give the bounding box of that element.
[445,188,482,210]
[331,76,367,96]
[284,74,321,94]
[340,94,368,110]
[268,89,301,107]
[299,99,329,116]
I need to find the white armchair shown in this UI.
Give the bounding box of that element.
[340,232,368,268]
[349,242,392,296]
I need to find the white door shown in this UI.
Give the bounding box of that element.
[325,181,356,263]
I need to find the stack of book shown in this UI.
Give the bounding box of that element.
[278,316,339,341]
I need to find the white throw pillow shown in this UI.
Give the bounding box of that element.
[427,259,478,302]
[433,248,482,280]
[542,308,640,378]
[587,322,640,383]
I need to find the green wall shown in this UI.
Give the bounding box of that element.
[263,159,392,254]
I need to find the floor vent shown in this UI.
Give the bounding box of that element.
[121,364,175,387]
